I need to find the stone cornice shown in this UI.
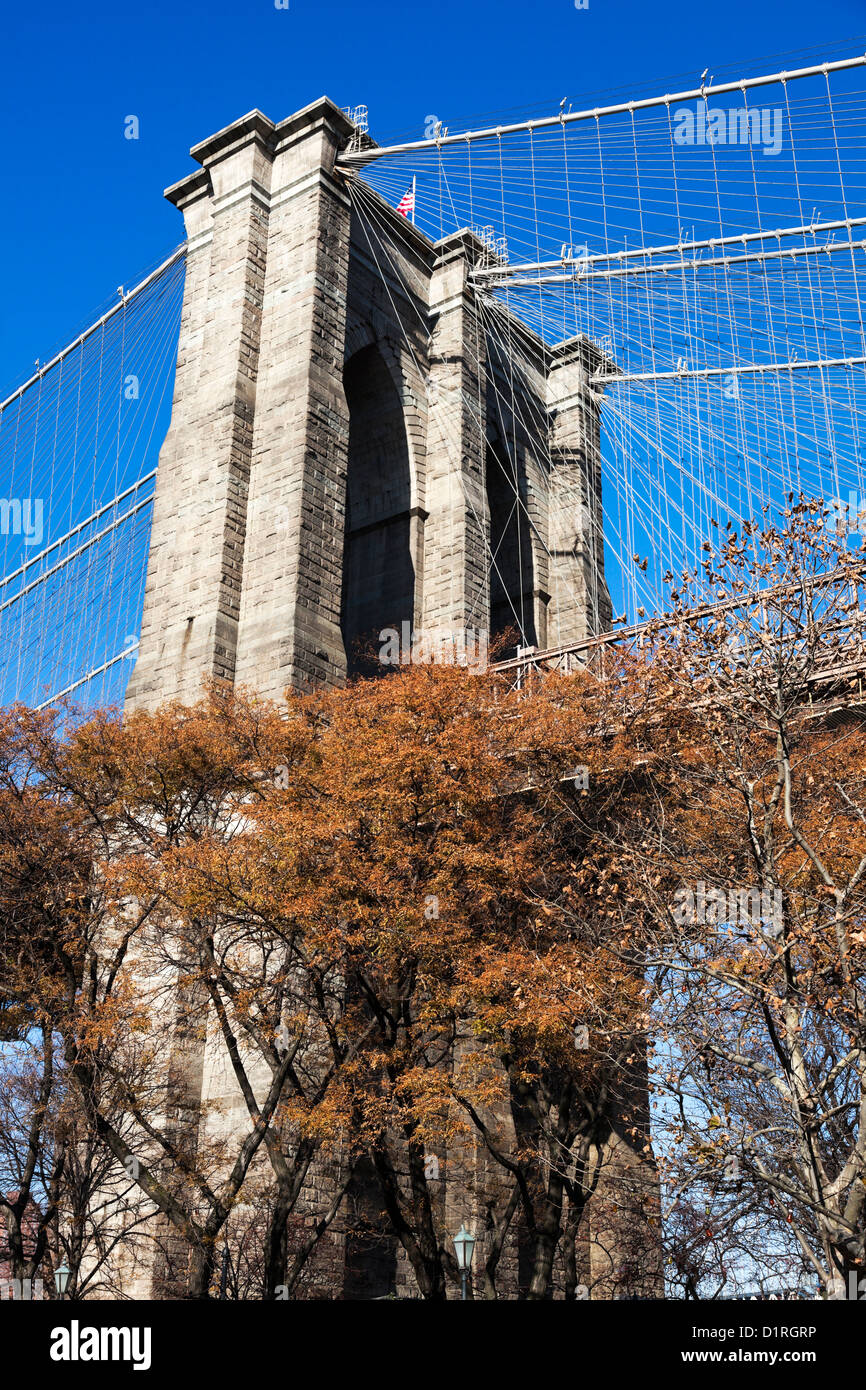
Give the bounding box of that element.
[164,167,210,210]
[272,96,355,149]
[189,109,276,168]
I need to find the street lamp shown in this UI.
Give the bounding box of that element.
[54,1262,70,1298]
[453,1224,475,1301]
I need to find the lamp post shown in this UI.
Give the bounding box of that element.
[54,1262,70,1299]
[453,1224,476,1301]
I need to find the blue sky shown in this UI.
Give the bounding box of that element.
[1,0,864,394]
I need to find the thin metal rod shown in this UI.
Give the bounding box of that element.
[0,471,157,590]
[482,239,866,289]
[0,493,154,615]
[339,54,866,165]
[471,217,866,280]
[594,355,866,386]
[0,245,187,416]
[36,644,139,709]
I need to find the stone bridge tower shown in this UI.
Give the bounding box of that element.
[125,98,611,711]
[123,99,659,1300]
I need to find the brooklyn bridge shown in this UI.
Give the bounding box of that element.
[2,53,865,715]
[2,48,866,1302]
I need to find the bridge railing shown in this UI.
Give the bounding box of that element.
[492,565,866,707]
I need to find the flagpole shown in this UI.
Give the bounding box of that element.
[411,174,416,225]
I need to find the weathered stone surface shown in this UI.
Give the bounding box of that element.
[121,99,660,1301]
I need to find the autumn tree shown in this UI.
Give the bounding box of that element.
[0,705,161,1298]
[613,499,866,1298]
[2,655,664,1300]
[207,661,661,1300]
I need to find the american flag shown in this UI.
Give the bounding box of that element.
[396,182,415,218]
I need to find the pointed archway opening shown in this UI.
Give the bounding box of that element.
[341,344,416,675]
[486,427,537,658]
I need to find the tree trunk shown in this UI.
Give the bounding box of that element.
[186,1241,216,1300]
[527,1168,564,1300]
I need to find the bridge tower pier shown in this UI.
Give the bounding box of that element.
[120,98,660,1301]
